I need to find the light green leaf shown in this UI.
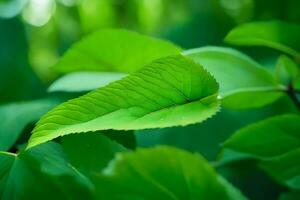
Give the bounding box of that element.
[223,114,300,158]
[0,98,64,151]
[92,146,247,200]
[28,55,220,149]
[62,132,127,173]
[184,46,282,109]
[49,72,127,93]
[276,55,299,86]
[260,149,300,190]
[0,142,94,200]
[53,29,182,74]
[224,21,300,59]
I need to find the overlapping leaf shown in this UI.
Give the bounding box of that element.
[48,72,127,93]
[28,55,220,148]
[53,29,182,73]
[61,131,128,173]
[224,21,300,59]
[222,114,300,189]
[184,46,282,109]
[0,142,94,200]
[92,146,247,200]
[0,98,64,151]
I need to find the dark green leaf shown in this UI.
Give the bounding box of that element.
[62,132,127,173]
[260,149,300,189]
[275,55,299,86]
[279,192,300,200]
[0,142,94,200]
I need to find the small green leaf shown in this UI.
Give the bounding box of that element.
[92,146,247,200]
[53,29,182,74]
[0,142,94,199]
[276,55,299,85]
[260,149,300,190]
[0,98,64,151]
[225,21,300,59]
[28,55,220,149]
[184,46,282,109]
[48,72,127,93]
[223,114,300,158]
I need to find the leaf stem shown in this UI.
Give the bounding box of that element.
[287,83,300,111]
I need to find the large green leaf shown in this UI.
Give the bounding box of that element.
[92,146,247,200]
[53,29,182,74]
[48,72,127,93]
[0,98,64,151]
[28,55,220,148]
[184,46,282,109]
[0,142,94,200]
[224,21,300,59]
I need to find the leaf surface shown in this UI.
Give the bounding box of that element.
[260,149,300,190]
[223,114,300,158]
[184,46,282,109]
[53,29,182,73]
[224,21,300,58]
[275,55,299,86]
[0,98,63,151]
[48,72,127,93]
[92,146,247,200]
[0,142,93,200]
[28,55,220,148]
[62,132,127,173]
[222,114,300,189]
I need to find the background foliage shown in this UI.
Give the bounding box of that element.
[1,0,300,199]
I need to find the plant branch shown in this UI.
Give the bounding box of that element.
[287,83,300,111]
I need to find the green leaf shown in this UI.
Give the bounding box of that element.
[223,114,300,158]
[92,146,247,200]
[276,55,299,86]
[28,55,220,149]
[0,142,94,200]
[62,132,127,173]
[279,192,300,200]
[48,72,127,93]
[103,130,136,150]
[224,21,300,59]
[0,98,64,151]
[222,114,300,189]
[53,29,182,74]
[0,18,43,103]
[260,149,300,190]
[184,46,282,109]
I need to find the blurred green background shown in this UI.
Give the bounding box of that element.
[1,1,300,199]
